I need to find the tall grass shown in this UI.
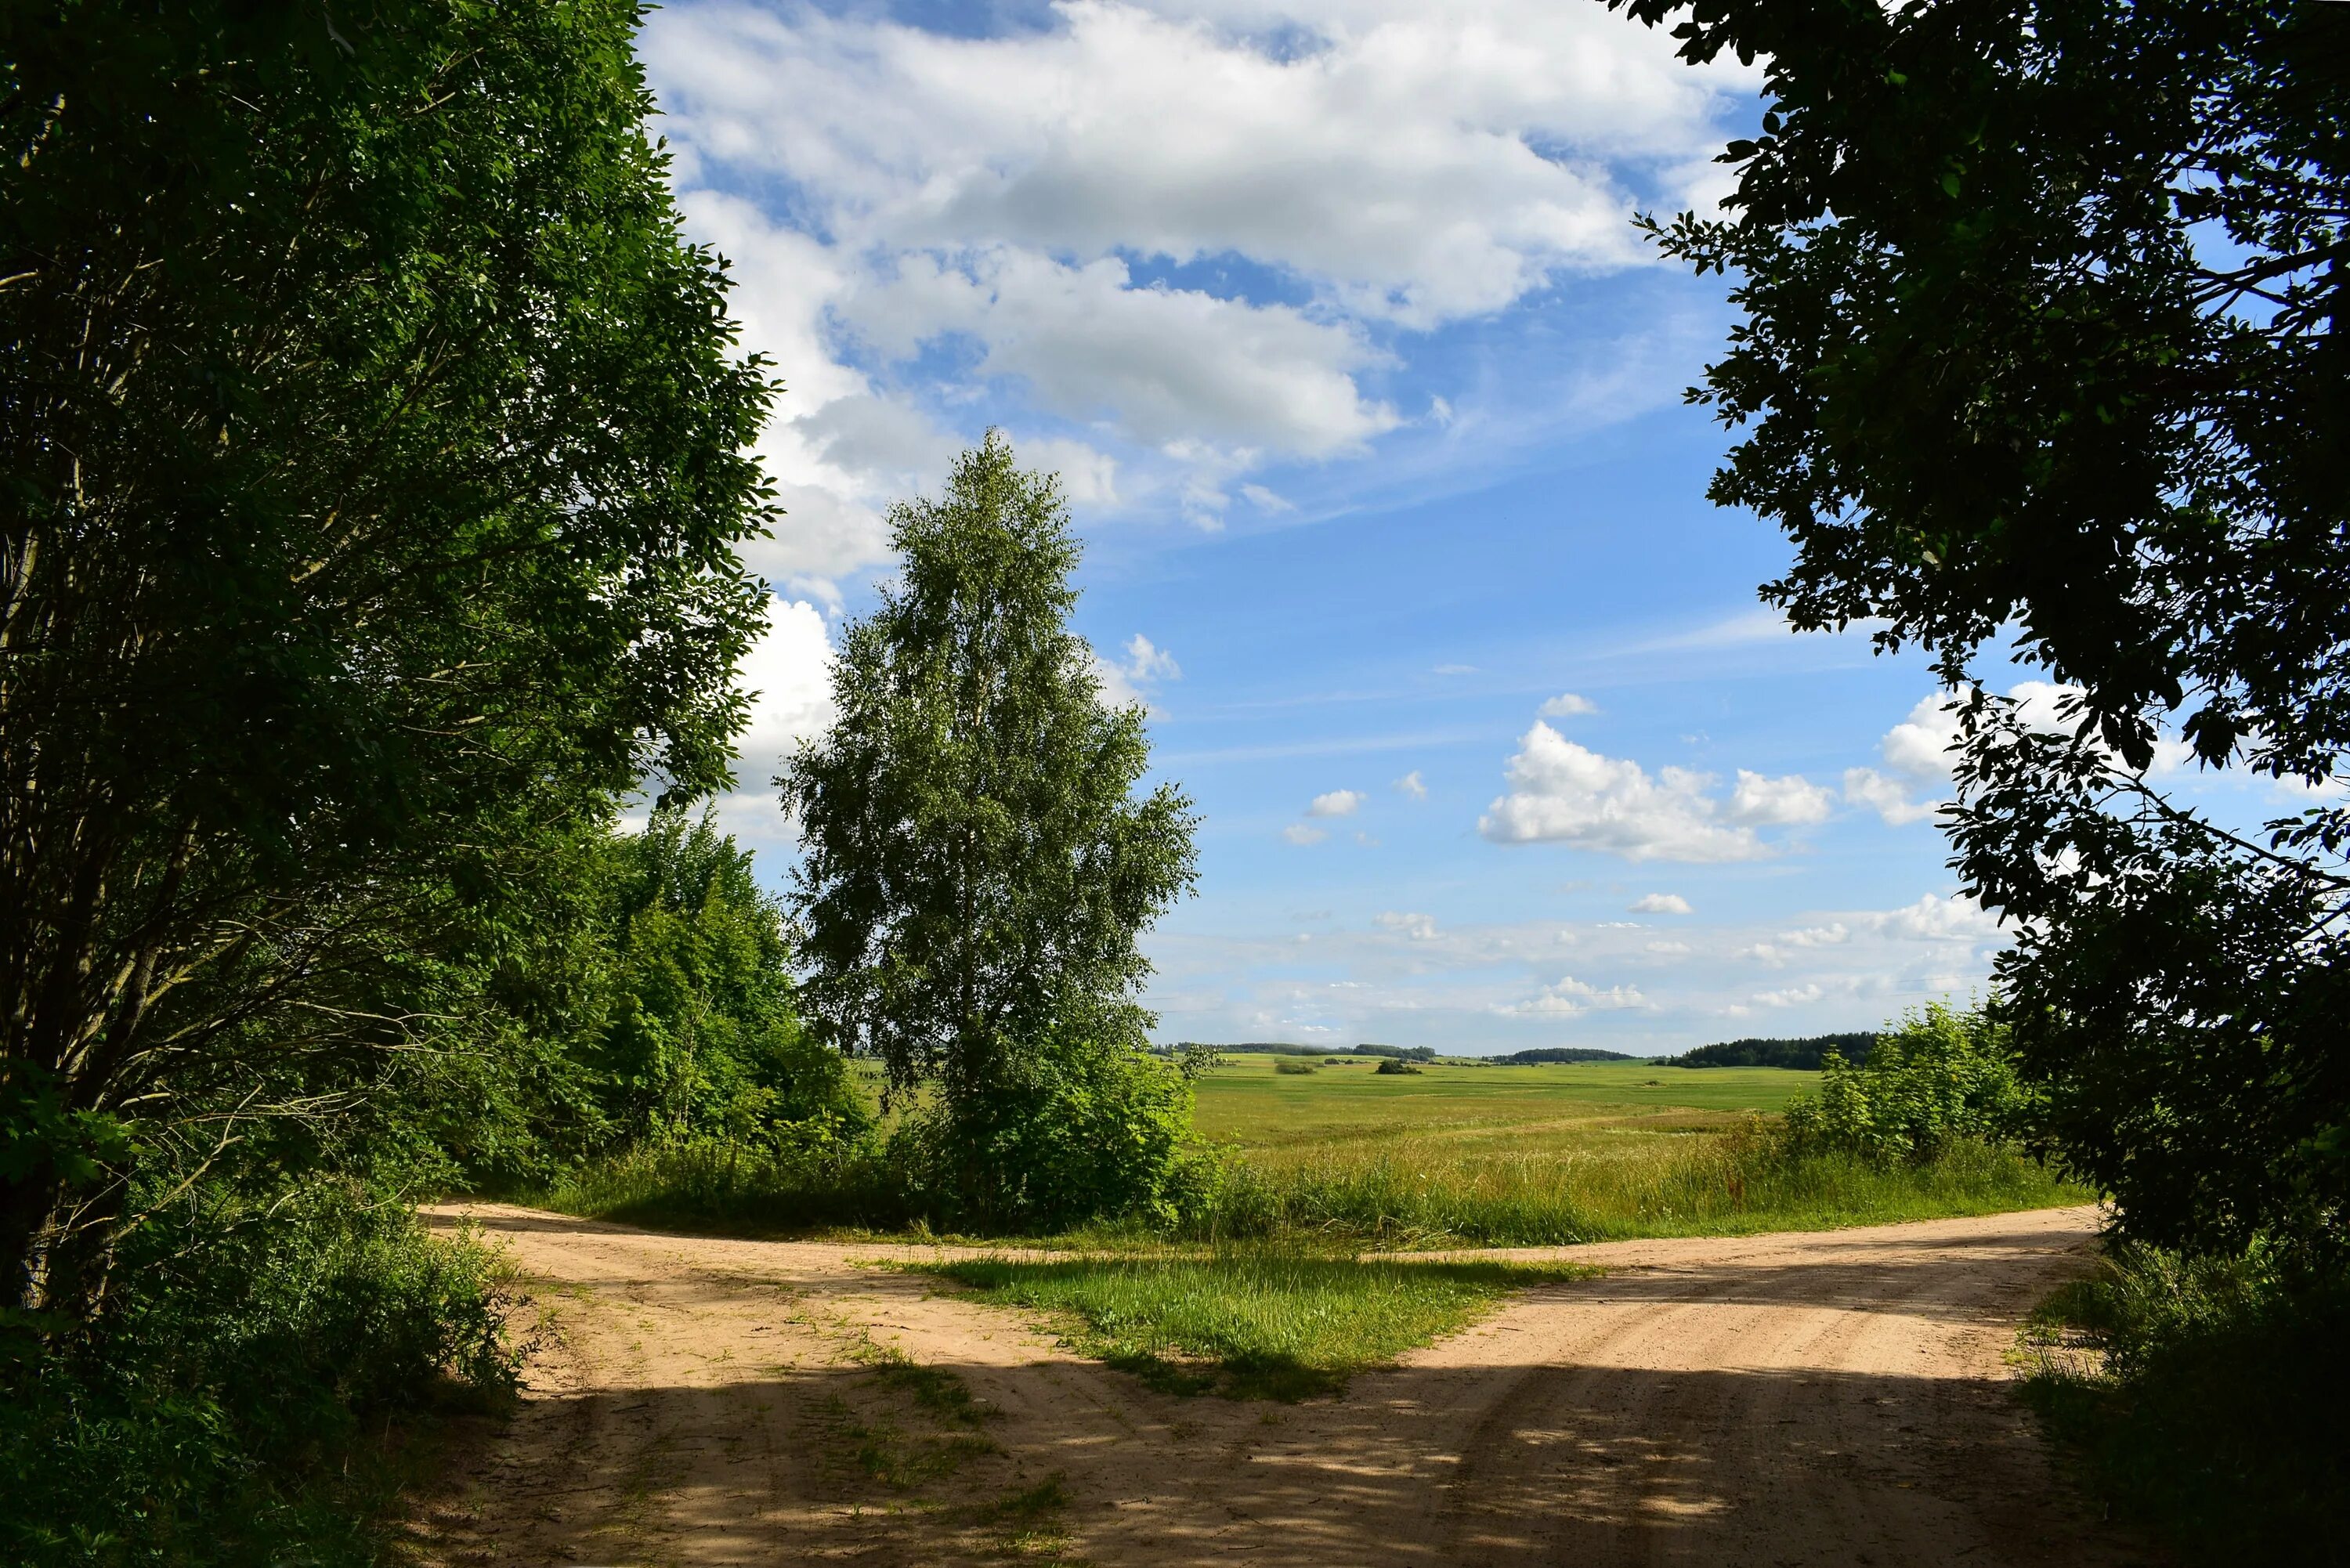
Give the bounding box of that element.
[1179,1125,2084,1247]
[2020,1243,2350,1566]
[529,1120,2083,1248]
[529,1134,913,1235]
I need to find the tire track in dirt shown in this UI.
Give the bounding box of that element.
[407,1205,2146,1567]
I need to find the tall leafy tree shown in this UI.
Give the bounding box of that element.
[784,434,1198,1224]
[1618,0,2348,1252]
[0,1,777,1313]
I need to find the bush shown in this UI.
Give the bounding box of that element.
[0,1185,516,1566]
[2023,1244,2350,1564]
[1781,1001,2028,1163]
[1374,1059,1423,1076]
[1274,1060,1318,1076]
[895,1023,1203,1232]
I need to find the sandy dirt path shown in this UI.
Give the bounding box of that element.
[408,1204,2144,1567]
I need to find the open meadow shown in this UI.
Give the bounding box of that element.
[1171,1053,2081,1246]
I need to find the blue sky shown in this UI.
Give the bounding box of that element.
[637,0,2050,1053]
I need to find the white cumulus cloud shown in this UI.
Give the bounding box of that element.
[636,0,1756,583]
[1394,770,1428,801]
[712,598,837,847]
[1539,692,1599,718]
[1498,974,1650,1017]
[1090,630,1183,708]
[1282,823,1329,846]
[1871,893,2001,942]
[1629,893,1692,915]
[1727,769,1835,826]
[1882,692,1966,780]
[1307,789,1366,818]
[1477,723,1766,862]
[1842,765,1937,826]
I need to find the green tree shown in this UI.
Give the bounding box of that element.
[783,434,1199,1227]
[591,807,864,1147]
[0,0,777,1313]
[1619,0,2348,1255]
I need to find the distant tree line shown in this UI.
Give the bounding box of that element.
[1177,1041,1440,1061]
[1660,1035,1879,1071]
[1484,1047,1643,1065]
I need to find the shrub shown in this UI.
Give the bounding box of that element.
[1781,1000,2029,1163]
[1374,1059,1423,1076]
[0,1184,515,1566]
[895,1022,1201,1232]
[1274,1060,1318,1076]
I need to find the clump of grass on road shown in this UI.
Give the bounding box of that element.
[926,1250,1592,1400]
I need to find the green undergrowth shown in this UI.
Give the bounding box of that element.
[526,1133,914,1237]
[2019,1243,2350,1566]
[0,1189,517,1567]
[921,1248,1593,1400]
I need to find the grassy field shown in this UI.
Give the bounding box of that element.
[1198,1055,1815,1124]
[1170,1054,2084,1247]
[925,1250,1593,1400]
[1192,1056,1811,1157]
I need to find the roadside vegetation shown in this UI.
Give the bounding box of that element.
[534,1005,2082,1250]
[2020,1245,2350,1567]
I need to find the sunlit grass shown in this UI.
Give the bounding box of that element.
[1166,1056,2087,1246]
[927,1248,1593,1399]
[1180,1130,2084,1247]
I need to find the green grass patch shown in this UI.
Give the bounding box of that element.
[1190,1057,1817,1152]
[850,1333,996,1428]
[924,1249,1593,1400]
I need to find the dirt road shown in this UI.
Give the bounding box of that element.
[410,1204,2140,1567]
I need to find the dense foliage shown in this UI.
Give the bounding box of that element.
[2026,1243,2350,1563]
[1663,1034,1878,1071]
[0,0,776,1317]
[785,434,1200,1228]
[1,1189,515,1566]
[0,3,848,1559]
[1618,0,2349,1259]
[1780,1003,2029,1163]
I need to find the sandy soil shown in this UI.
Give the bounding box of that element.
[407,1203,2146,1567]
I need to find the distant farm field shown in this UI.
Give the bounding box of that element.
[1177,1055,2081,1246]
[1192,1056,1813,1154]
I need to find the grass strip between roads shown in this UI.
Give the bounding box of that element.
[920,1251,1595,1400]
